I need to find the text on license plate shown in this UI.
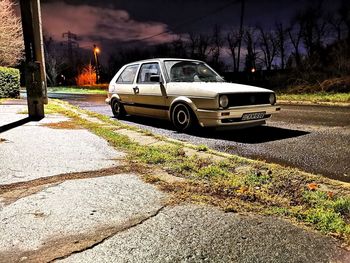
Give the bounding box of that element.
[241,112,266,121]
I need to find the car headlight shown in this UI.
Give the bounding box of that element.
[269,93,276,105]
[219,95,229,108]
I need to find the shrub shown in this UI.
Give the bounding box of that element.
[76,64,96,86]
[0,66,20,98]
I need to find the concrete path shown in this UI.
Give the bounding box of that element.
[0,105,123,185]
[0,103,348,263]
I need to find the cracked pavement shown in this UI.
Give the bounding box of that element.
[1,103,349,262]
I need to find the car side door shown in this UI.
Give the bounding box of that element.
[114,64,139,114]
[132,62,167,119]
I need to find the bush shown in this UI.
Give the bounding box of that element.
[320,76,350,93]
[0,66,20,98]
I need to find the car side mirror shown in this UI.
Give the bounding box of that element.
[150,75,160,83]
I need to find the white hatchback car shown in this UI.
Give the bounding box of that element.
[106,58,280,131]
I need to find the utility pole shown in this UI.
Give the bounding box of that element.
[236,0,245,72]
[93,45,100,84]
[20,0,47,120]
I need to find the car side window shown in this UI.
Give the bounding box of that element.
[137,63,161,84]
[116,65,139,84]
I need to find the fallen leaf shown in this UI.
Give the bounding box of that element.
[307,183,318,191]
[327,191,334,199]
[237,186,248,194]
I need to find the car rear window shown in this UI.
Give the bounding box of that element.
[116,64,139,84]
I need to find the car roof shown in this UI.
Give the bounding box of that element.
[125,58,203,65]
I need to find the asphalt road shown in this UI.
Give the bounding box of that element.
[49,93,350,182]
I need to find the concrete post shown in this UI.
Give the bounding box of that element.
[20,0,47,120]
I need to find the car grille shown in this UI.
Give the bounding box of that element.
[227,93,271,107]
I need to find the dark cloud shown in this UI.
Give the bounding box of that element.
[42,2,178,44]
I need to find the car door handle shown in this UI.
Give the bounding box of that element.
[133,87,139,94]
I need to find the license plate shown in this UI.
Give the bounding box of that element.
[241,112,266,121]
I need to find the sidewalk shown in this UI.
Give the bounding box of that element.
[0,102,348,263]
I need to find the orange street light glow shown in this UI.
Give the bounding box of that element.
[94,47,100,53]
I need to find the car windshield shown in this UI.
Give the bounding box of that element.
[164,60,224,82]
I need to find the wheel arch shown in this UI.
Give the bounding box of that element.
[168,96,198,120]
[110,94,121,103]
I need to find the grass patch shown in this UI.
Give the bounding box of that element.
[17,102,68,115]
[244,171,272,187]
[46,99,350,243]
[197,144,209,152]
[133,145,181,164]
[301,190,350,234]
[47,86,107,95]
[277,92,350,103]
[305,208,350,234]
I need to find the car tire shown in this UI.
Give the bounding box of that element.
[171,103,196,132]
[111,99,126,119]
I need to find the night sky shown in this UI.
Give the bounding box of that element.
[39,0,343,63]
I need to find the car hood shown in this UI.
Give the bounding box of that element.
[166,82,273,97]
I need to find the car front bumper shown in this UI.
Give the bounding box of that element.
[196,104,281,128]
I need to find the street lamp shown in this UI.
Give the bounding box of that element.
[93,44,100,84]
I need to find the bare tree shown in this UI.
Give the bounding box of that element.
[45,52,61,87]
[287,21,303,69]
[338,0,350,41]
[197,35,211,60]
[226,29,241,72]
[209,25,224,68]
[188,32,211,60]
[244,28,258,71]
[327,11,345,41]
[330,41,350,75]
[297,2,328,60]
[188,33,198,58]
[44,36,67,86]
[237,0,245,72]
[0,0,24,66]
[257,26,277,71]
[275,22,287,69]
[171,36,188,58]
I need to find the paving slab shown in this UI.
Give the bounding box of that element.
[0,106,123,185]
[116,128,159,145]
[59,204,349,263]
[0,174,165,261]
[0,104,28,124]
